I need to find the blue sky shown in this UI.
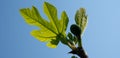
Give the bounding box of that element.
[0,0,120,58]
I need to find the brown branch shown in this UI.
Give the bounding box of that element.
[69,46,88,58]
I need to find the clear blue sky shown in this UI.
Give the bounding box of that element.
[0,0,120,58]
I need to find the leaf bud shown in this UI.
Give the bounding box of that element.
[70,24,81,37]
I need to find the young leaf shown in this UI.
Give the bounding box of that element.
[75,8,88,35]
[20,2,69,48]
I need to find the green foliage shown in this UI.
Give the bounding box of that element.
[20,2,69,48]
[20,1,88,58]
[75,8,88,35]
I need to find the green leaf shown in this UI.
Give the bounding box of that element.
[20,2,69,48]
[75,8,88,35]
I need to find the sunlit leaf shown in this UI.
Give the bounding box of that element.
[20,2,69,48]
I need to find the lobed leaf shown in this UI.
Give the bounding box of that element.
[20,2,69,48]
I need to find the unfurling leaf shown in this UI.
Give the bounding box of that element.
[70,24,81,37]
[20,2,69,48]
[75,8,88,35]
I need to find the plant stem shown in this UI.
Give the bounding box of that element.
[69,36,88,58]
[69,46,88,58]
[76,47,88,58]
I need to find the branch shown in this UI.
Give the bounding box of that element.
[69,47,88,58]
